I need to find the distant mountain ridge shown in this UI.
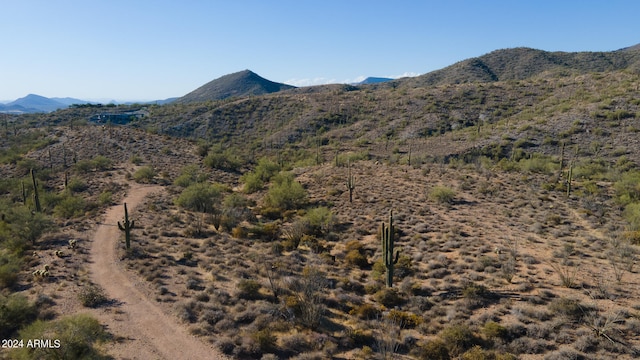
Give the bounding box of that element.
[175,70,296,103]
[400,45,640,88]
[0,94,69,113]
[355,77,393,85]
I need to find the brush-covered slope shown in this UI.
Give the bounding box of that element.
[176,70,295,103]
[401,46,640,87]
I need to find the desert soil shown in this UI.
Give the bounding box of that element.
[88,183,227,360]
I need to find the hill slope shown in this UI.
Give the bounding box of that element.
[176,70,295,103]
[401,46,640,87]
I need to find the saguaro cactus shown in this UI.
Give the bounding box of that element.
[381,210,399,287]
[346,160,356,203]
[31,168,42,212]
[117,202,135,249]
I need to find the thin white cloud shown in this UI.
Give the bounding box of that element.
[388,72,421,79]
[285,78,338,87]
[285,72,421,87]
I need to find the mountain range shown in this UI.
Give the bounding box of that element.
[3,44,640,113]
[175,70,295,103]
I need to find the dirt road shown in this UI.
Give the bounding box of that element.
[89,184,227,359]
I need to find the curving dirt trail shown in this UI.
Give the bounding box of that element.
[89,184,227,360]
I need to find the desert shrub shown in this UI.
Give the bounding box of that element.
[78,284,108,308]
[345,240,369,268]
[132,165,156,183]
[12,314,110,360]
[462,282,492,309]
[614,170,640,205]
[203,146,242,171]
[303,206,336,235]
[345,249,369,268]
[439,324,480,357]
[223,192,252,209]
[430,186,456,204]
[517,156,556,175]
[74,159,93,173]
[350,303,381,320]
[67,177,88,193]
[91,155,113,171]
[264,172,307,210]
[97,191,113,206]
[53,194,86,219]
[373,288,405,307]
[387,309,422,328]
[251,328,277,354]
[5,206,53,246]
[415,339,450,360]
[129,154,144,165]
[0,294,38,338]
[0,252,22,289]
[237,279,262,300]
[482,321,508,341]
[241,157,280,193]
[174,182,222,213]
[248,222,280,241]
[623,202,640,232]
[282,220,310,250]
[173,165,206,187]
[548,298,584,321]
[286,267,328,330]
[462,346,517,360]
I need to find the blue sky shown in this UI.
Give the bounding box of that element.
[1,1,639,101]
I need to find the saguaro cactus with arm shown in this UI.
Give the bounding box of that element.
[117,202,135,249]
[381,210,399,287]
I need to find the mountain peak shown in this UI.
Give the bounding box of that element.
[176,70,295,103]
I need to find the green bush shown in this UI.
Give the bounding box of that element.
[237,279,262,300]
[67,177,88,193]
[303,206,336,235]
[387,309,422,328]
[623,202,640,232]
[174,182,222,213]
[439,324,480,357]
[345,249,369,268]
[615,170,640,205]
[415,339,450,360]
[78,284,108,308]
[53,195,86,219]
[12,314,110,360]
[241,172,264,193]
[173,165,206,188]
[97,191,113,206]
[91,155,113,171]
[482,321,508,341]
[0,252,22,289]
[0,294,38,338]
[430,186,456,204]
[6,206,53,246]
[264,172,307,210]
[373,288,405,307]
[203,146,242,171]
[242,157,281,193]
[74,159,94,173]
[132,166,156,183]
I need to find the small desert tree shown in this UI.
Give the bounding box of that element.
[264,172,307,210]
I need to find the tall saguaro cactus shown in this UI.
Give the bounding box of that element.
[31,169,42,212]
[381,210,399,287]
[346,160,356,203]
[117,202,135,249]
